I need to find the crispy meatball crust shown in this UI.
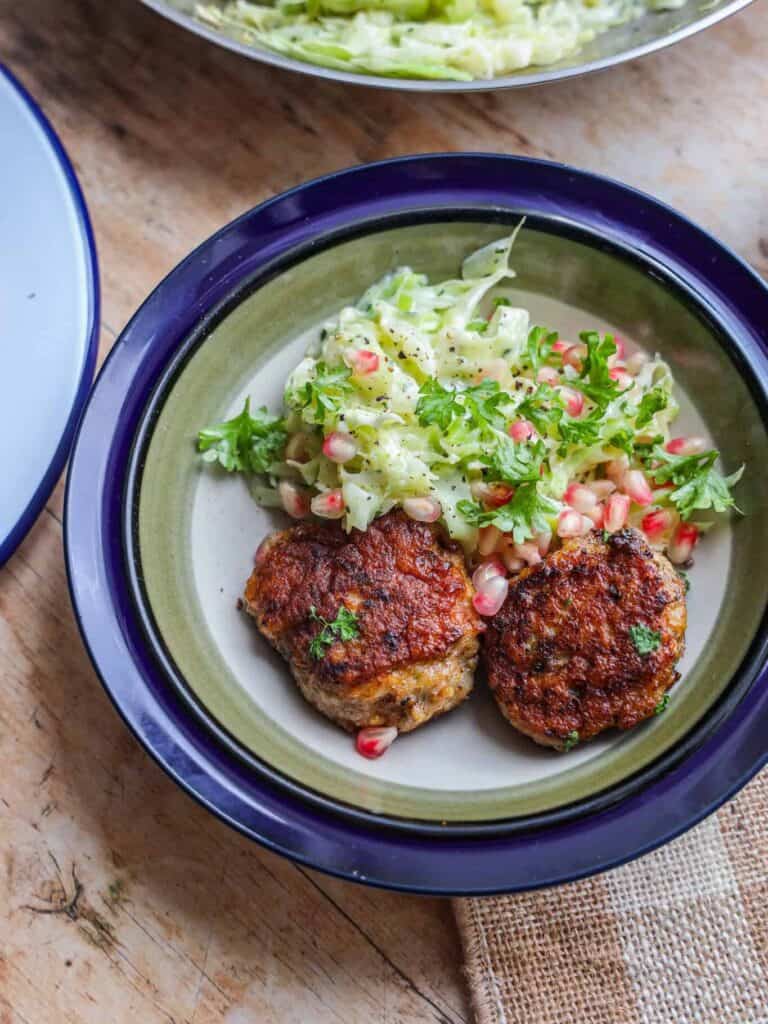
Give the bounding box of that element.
[244,510,484,733]
[484,528,687,750]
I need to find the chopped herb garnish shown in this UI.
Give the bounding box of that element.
[458,482,559,545]
[647,445,743,520]
[197,397,286,474]
[490,437,547,485]
[574,331,621,410]
[630,623,662,656]
[493,296,511,308]
[466,318,489,333]
[308,605,360,660]
[677,569,691,594]
[526,325,559,373]
[563,730,579,751]
[635,387,668,429]
[602,529,611,543]
[654,693,671,715]
[295,362,353,424]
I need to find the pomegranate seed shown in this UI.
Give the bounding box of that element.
[604,493,630,532]
[562,343,587,371]
[641,507,680,541]
[348,349,380,376]
[622,469,654,506]
[625,351,649,375]
[667,523,699,565]
[311,489,345,519]
[278,480,310,519]
[356,726,397,759]
[470,481,515,508]
[537,366,560,386]
[472,558,506,590]
[557,508,585,538]
[508,419,537,443]
[551,339,571,356]
[478,525,502,557]
[501,550,525,573]
[322,431,358,464]
[402,497,442,523]
[609,367,634,391]
[473,575,509,617]
[587,503,605,528]
[586,479,616,500]
[563,482,598,514]
[613,336,626,360]
[536,529,552,556]
[285,432,312,463]
[559,387,584,417]
[665,436,708,457]
[606,455,629,483]
[513,542,541,567]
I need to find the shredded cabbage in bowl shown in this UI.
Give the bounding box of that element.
[196,228,743,563]
[197,0,686,81]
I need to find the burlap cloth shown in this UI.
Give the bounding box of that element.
[453,768,768,1024]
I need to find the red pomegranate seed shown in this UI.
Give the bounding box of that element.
[472,558,506,590]
[551,339,571,357]
[473,575,509,617]
[537,366,560,386]
[604,493,630,532]
[586,479,616,500]
[587,503,605,528]
[402,497,442,523]
[278,480,310,519]
[609,366,634,391]
[625,351,649,375]
[311,489,345,519]
[322,431,358,464]
[562,343,587,371]
[665,436,708,457]
[508,419,537,442]
[474,482,515,508]
[641,507,680,541]
[356,726,398,759]
[563,482,598,514]
[478,525,502,557]
[348,349,380,376]
[623,469,654,506]
[559,387,585,417]
[557,508,585,538]
[667,523,699,565]
[512,542,541,567]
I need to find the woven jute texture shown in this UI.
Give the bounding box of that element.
[454,768,768,1024]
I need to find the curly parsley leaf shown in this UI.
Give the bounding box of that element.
[648,446,743,520]
[416,378,507,433]
[297,362,353,423]
[416,379,463,429]
[526,326,559,373]
[607,429,636,457]
[563,730,580,752]
[308,605,360,660]
[462,379,508,431]
[458,482,559,545]
[491,437,547,485]
[573,331,621,410]
[635,387,668,430]
[630,623,662,657]
[515,384,563,437]
[197,398,287,474]
[558,410,604,450]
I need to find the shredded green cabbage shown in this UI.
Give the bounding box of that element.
[197,0,686,81]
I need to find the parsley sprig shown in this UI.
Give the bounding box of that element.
[308,605,360,660]
[458,482,559,545]
[197,398,287,473]
[630,623,662,656]
[647,446,743,520]
[416,378,507,433]
[297,362,354,423]
[573,331,622,410]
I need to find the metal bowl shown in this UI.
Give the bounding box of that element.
[140,0,752,91]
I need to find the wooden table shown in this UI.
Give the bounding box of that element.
[1,2,765,1021]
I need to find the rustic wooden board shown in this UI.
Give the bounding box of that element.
[0,0,765,1020]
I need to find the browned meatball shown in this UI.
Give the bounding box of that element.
[484,528,687,750]
[244,510,484,734]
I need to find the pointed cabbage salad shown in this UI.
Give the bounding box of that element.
[197,227,743,574]
[196,0,688,82]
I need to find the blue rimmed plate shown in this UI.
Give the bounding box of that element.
[65,154,768,894]
[0,65,99,564]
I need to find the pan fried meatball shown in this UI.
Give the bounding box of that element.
[484,528,686,750]
[244,510,483,734]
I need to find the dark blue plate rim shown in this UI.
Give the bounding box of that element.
[65,153,768,895]
[0,64,100,566]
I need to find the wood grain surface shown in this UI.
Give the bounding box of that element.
[0,1,766,1021]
